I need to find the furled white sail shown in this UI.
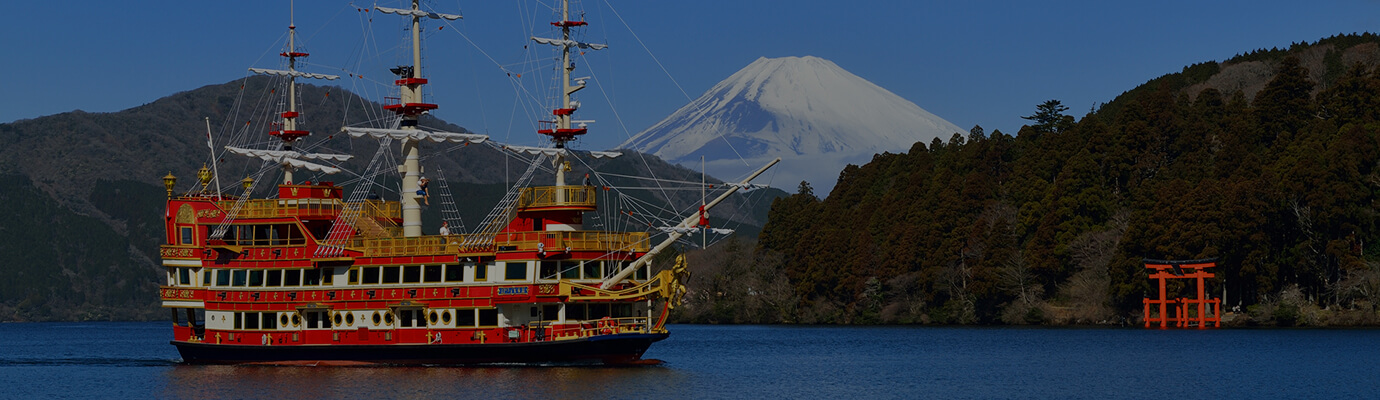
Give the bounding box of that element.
[248,68,340,80]
[342,127,488,143]
[375,6,462,20]
[227,146,343,174]
[504,145,621,159]
[530,37,608,50]
[225,147,352,162]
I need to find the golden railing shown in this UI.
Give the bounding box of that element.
[532,317,653,340]
[492,231,649,253]
[355,231,649,257]
[518,186,597,209]
[216,199,400,220]
[359,236,455,257]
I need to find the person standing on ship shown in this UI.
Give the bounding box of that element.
[439,221,451,236]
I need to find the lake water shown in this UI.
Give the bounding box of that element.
[1,322,1375,399]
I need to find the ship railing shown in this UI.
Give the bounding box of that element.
[527,317,651,340]
[517,185,597,209]
[216,199,400,220]
[492,231,650,253]
[354,230,650,257]
[359,235,455,257]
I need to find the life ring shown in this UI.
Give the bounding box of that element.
[599,317,615,335]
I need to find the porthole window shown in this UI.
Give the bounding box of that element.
[384,312,395,325]
[345,313,355,326]
[441,310,452,324]
[372,311,382,326]
[291,313,301,326]
[279,314,289,327]
[333,312,342,327]
[429,310,439,325]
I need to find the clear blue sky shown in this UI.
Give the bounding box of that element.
[5,1,1380,151]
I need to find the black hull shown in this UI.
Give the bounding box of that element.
[174,332,669,366]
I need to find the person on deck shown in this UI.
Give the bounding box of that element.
[416,177,430,205]
[439,221,451,236]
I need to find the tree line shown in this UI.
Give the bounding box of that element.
[677,54,1380,326]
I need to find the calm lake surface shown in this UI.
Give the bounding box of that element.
[1,322,1375,399]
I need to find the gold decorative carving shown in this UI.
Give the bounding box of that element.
[176,204,195,224]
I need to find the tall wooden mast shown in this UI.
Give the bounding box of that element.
[532,0,607,199]
[377,1,462,237]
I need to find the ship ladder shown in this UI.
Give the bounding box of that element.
[316,134,395,257]
[432,166,466,233]
[461,149,545,249]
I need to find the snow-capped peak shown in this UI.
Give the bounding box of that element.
[621,56,961,193]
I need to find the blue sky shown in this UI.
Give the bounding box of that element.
[5,1,1380,151]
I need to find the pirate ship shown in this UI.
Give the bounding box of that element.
[158,0,775,365]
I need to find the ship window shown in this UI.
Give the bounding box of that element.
[402,266,421,283]
[263,312,277,329]
[361,267,379,285]
[245,313,260,329]
[560,262,579,279]
[382,266,401,284]
[248,270,264,286]
[234,225,252,245]
[284,269,301,286]
[542,305,558,320]
[216,270,230,286]
[232,270,247,286]
[478,309,498,327]
[441,265,461,282]
[424,265,442,283]
[474,264,488,281]
[505,262,527,281]
[255,225,271,246]
[399,310,415,328]
[441,310,451,325]
[635,264,649,280]
[202,268,211,286]
[322,268,334,285]
[347,268,359,284]
[539,261,558,279]
[345,313,355,326]
[266,270,282,287]
[456,309,476,327]
[384,311,394,325]
[178,268,191,285]
[305,312,318,329]
[567,303,586,321]
[588,304,609,320]
[234,312,243,330]
[303,269,321,286]
[606,261,622,278]
[612,303,633,318]
[583,262,601,279]
[180,226,193,245]
[372,311,381,326]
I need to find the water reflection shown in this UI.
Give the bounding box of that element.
[162,363,685,399]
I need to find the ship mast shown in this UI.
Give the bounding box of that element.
[533,0,607,198]
[241,2,342,184]
[373,1,463,237]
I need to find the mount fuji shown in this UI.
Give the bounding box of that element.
[620,56,962,194]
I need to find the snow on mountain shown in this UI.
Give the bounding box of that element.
[620,56,962,194]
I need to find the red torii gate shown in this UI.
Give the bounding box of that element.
[1142,258,1221,329]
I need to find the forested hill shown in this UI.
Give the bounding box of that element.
[736,34,1380,326]
[0,77,781,321]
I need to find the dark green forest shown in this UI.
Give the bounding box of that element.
[679,39,1380,326]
